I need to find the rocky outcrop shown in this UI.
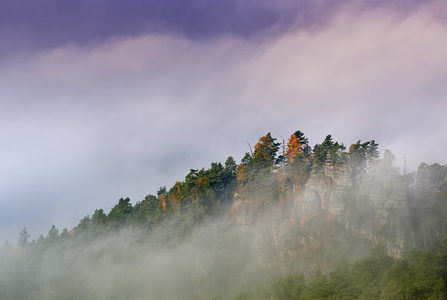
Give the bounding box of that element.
[294,162,413,258]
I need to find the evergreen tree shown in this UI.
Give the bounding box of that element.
[292,130,310,157]
[47,225,60,243]
[108,197,132,227]
[17,227,31,248]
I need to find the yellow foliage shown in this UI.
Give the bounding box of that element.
[195,177,210,189]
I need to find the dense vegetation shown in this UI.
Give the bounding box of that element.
[248,242,447,300]
[1,130,447,299]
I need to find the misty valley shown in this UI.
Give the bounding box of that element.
[1,131,447,299]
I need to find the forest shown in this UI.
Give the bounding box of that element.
[1,131,447,299]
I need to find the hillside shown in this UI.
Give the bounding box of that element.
[1,131,447,299]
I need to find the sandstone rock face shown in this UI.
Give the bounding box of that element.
[229,162,417,272]
[295,163,413,257]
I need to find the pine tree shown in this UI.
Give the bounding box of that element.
[17,227,31,248]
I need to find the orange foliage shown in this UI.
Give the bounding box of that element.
[158,194,167,211]
[168,181,182,211]
[236,163,247,182]
[253,135,275,160]
[286,135,303,163]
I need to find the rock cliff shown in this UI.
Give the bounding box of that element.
[229,159,447,273]
[293,162,413,259]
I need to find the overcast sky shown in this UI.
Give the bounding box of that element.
[1,0,446,242]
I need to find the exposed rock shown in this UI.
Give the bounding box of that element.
[294,162,413,257]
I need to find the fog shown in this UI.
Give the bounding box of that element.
[1,218,273,299]
[1,144,447,299]
[1,1,447,298]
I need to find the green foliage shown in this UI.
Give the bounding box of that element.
[312,134,348,168]
[108,197,132,228]
[4,130,447,299]
[330,141,346,165]
[91,209,107,227]
[413,162,447,251]
[287,153,311,186]
[348,140,380,184]
[132,195,158,226]
[293,130,311,158]
[243,242,447,300]
[304,269,331,299]
[47,225,60,243]
[17,227,31,248]
[253,132,280,169]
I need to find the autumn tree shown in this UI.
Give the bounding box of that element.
[236,153,252,186]
[286,134,302,163]
[253,132,280,169]
[285,131,313,189]
[293,130,311,157]
[168,181,183,211]
[157,187,169,214]
[193,171,214,207]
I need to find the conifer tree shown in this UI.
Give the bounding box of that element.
[17,227,31,248]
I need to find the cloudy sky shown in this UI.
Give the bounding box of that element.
[1,0,446,242]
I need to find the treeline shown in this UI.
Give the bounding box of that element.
[2,130,447,299]
[67,131,382,240]
[4,130,447,255]
[239,242,447,299]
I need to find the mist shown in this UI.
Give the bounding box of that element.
[1,217,273,299]
[2,135,447,299]
[2,0,447,298]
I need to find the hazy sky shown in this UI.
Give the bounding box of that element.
[1,0,446,242]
